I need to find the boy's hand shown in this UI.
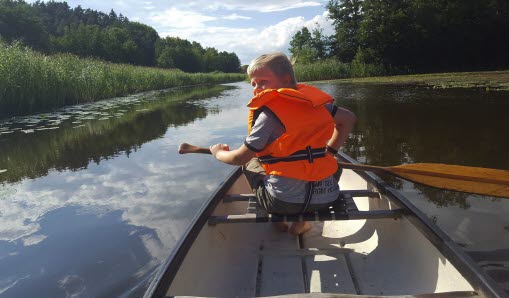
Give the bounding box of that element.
[210,143,230,157]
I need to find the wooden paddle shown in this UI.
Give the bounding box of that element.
[178,142,509,198]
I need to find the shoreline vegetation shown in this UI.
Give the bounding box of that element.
[294,59,385,82]
[2,42,508,120]
[0,42,245,119]
[333,71,509,91]
[295,60,509,92]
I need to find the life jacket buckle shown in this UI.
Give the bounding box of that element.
[306,146,314,163]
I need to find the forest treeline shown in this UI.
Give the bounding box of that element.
[290,0,509,73]
[0,0,241,73]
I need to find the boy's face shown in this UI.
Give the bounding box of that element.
[250,67,291,96]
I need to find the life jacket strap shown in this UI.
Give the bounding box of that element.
[300,181,315,214]
[258,146,327,165]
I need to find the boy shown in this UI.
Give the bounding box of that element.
[210,52,356,235]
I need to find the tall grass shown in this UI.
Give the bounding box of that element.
[0,42,246,118]
[294,59,385,82]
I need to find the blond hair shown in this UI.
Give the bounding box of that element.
[247,52,297,86]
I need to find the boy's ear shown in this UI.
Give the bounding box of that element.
[283,74,292,86]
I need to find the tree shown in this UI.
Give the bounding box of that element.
[0,0,49,50]
[289,25,330,64]
[310,25,329,60]
[155,37,201,72]
[326,0,363,62]
[51,24,103,58]
[102,26,138,63]
[126,22,159,66]
[289,27,317,64]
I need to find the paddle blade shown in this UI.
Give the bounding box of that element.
[389,163,509,198]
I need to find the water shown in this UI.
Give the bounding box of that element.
[317,82,509,294]
[0,84,248,297]
[0,81,508,296]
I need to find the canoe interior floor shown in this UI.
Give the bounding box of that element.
[256,228,358,296]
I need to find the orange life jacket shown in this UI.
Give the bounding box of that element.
[247,84,338,181]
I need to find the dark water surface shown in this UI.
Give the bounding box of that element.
[317,82,509,295]
[0,81,508,296]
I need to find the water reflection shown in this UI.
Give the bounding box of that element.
[0,85,231,184]
[0,83,250,297]
[0,206,156,297]
[335,84,508,167]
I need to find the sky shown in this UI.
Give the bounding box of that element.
[28,0,335,65]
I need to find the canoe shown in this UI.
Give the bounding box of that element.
[144,152,506,298]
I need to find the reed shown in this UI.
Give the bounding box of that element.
[0,42,246,118]
[294,59,385,82]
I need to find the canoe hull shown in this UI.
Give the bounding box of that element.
[167,170,475,297]
[144,153,505,297]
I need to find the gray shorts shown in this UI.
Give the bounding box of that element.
[242,158,342,215]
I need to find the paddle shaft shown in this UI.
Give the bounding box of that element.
[178,142,509,197]
[180,143,392,171]
[178,143,429,177]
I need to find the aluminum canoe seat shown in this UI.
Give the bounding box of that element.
[208,190,404,225]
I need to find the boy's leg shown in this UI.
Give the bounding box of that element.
[242,159,289,232]
[289,222,312,235]
[242,158,266,193]
[242,159,317,235]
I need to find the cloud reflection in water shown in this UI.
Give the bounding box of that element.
[0,82,251,297]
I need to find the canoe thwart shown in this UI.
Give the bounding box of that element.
[209,209,404,225]
[223,189,381,203]
[208,209,404,225]
[208,194,402,225]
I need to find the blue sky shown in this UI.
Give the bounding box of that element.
[28,0,334,65]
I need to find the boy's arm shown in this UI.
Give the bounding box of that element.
[210,143,256,165]
[210,109,275,165]
[327,107,356,152]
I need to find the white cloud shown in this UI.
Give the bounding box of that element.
[113,0,129,10]
[184,0,324,13]
[250,2,323,13]
[222,13,251,20]
[150,7,217,29]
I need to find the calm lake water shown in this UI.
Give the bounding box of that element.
[0,81,508,297]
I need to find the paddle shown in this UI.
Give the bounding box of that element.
[178,142,509,198]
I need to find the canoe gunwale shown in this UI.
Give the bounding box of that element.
[337,152,506,298]
[143,167,243,298]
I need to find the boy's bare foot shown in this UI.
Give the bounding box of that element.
[273,222,289,232]
[289,221,312,235]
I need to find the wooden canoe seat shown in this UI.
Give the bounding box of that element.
[208,190,404,225]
